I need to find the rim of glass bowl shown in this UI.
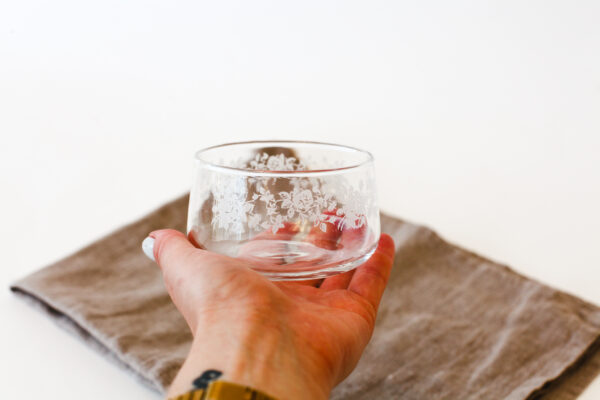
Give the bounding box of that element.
[194,140,374,177]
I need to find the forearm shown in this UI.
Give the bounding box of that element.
[167,314,332,400]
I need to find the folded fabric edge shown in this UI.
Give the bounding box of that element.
[528,335,600,399]
[9,285,164,395]
[380,211,600,399]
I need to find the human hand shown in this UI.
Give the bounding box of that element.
[145,227,395,400]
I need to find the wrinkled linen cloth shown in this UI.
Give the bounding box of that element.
[11,195,600,399]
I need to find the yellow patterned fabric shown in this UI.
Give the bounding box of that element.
[168,380,278,400]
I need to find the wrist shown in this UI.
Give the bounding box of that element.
[167,312,332,400]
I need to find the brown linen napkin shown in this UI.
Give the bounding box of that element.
[11,195,600,399]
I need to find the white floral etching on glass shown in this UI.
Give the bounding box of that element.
[248,152,307,171]
[210,173,250,234]
[210,153,374,235]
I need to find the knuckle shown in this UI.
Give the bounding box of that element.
[377,234,396,259]
[346,290,377,326]
[364,254,392,281]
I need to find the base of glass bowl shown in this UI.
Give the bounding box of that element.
[246,244,378,281]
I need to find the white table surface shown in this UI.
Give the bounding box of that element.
[1,1,599,398]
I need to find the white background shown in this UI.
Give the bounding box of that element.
[1,0,599,398]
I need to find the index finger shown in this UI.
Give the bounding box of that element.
[347,234,395,311]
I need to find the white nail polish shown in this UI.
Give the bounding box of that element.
[142,237,156,261]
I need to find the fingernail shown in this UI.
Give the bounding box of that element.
[142,236,156,261]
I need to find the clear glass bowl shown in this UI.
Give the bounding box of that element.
[187,141,380,280]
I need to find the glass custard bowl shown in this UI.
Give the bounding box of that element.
[187,141,380,280]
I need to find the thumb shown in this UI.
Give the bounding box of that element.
[143,229,207,333]
[143,229,200,276]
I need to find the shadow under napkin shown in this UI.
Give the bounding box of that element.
[11,195,600,399]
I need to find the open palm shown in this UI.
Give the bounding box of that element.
[149,228,395,399]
